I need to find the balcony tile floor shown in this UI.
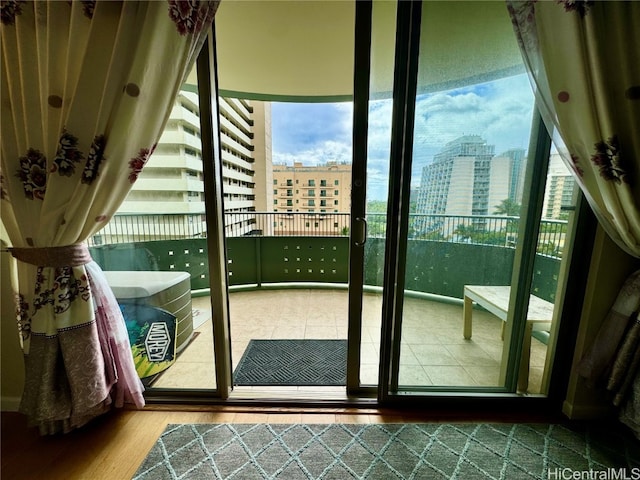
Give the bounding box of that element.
[153,289,548,396]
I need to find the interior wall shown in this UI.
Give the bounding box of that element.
[563,225,640,419]
[1,223,24,411]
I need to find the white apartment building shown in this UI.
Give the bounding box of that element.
[103,88,207,244]
[220,98,273,237]
[543,153,576,220]
[416,137,527,217]
[98,86,272,243]
[415,136,525,237]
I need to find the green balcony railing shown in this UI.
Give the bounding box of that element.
[90,211,568,258]
[89,212,565,303]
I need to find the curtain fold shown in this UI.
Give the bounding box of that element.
[507,0,640,258]
[1,0,218,434]
[507,0,640,436]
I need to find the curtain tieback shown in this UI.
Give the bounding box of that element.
[9,243,92,268]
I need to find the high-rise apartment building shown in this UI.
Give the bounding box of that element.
[543,153,576,220]
[415,136,525,236]
[219,98,273,237]
[110,87,207,243]
[269,162,352,235]
[500,148,526,205]
[417,136,497,216]
[103,87,272,243]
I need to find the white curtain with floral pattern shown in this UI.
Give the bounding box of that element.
[507,0,639,257]
[507,0,640,436]
[0,0,218,434]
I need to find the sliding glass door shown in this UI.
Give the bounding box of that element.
[389,0,537,393]
[89,0,582,402]
[364,0,578,399]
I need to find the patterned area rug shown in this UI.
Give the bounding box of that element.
[133,423,639,479]
[233,339,347,386]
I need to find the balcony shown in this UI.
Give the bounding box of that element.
[159,130,202,151]
[221,134,254,159]
[88,212,565,394]
[169,105,200,131]
[221,149,254,170]
[220,115,253,143]
[150,289,549,392]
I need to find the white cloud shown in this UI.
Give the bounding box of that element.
[274,140,351,166]
[270,73,535,200]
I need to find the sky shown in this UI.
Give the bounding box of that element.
[271,73,535,201]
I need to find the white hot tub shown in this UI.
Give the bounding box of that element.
[103,271,193,353]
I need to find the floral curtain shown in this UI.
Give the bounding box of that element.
[507,0,640,436]
[0,0,218,434]
[507,0,639,258]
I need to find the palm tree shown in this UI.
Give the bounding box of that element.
[493,198,521,216]
[454,223,476,242]
[493,199,521,247]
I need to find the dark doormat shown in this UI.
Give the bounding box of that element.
[233,339,347,386]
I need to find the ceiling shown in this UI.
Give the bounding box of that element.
[213,1,524,102]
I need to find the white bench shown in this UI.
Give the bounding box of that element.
[463,285,554,392]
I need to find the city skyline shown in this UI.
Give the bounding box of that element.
[113,71,572,245]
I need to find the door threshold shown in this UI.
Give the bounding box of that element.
[230,386,353,402]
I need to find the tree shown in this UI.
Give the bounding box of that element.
[366,200,387,213]
[493,198,521,216]
[454,223,477,241]
[419,230,445,241]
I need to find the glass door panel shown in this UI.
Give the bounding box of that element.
[528,152,582,394]
[391,0,540,392]
[88,63,219,391]
[356,0,397,388]
[214,1,357,396]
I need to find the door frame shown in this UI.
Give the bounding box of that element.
[347,0,374,396]
[144,3,596,411]
[372,0,580,406]
[198,30,233,398]
[377,0,423,400]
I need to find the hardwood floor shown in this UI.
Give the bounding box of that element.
[1,406,563,480]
